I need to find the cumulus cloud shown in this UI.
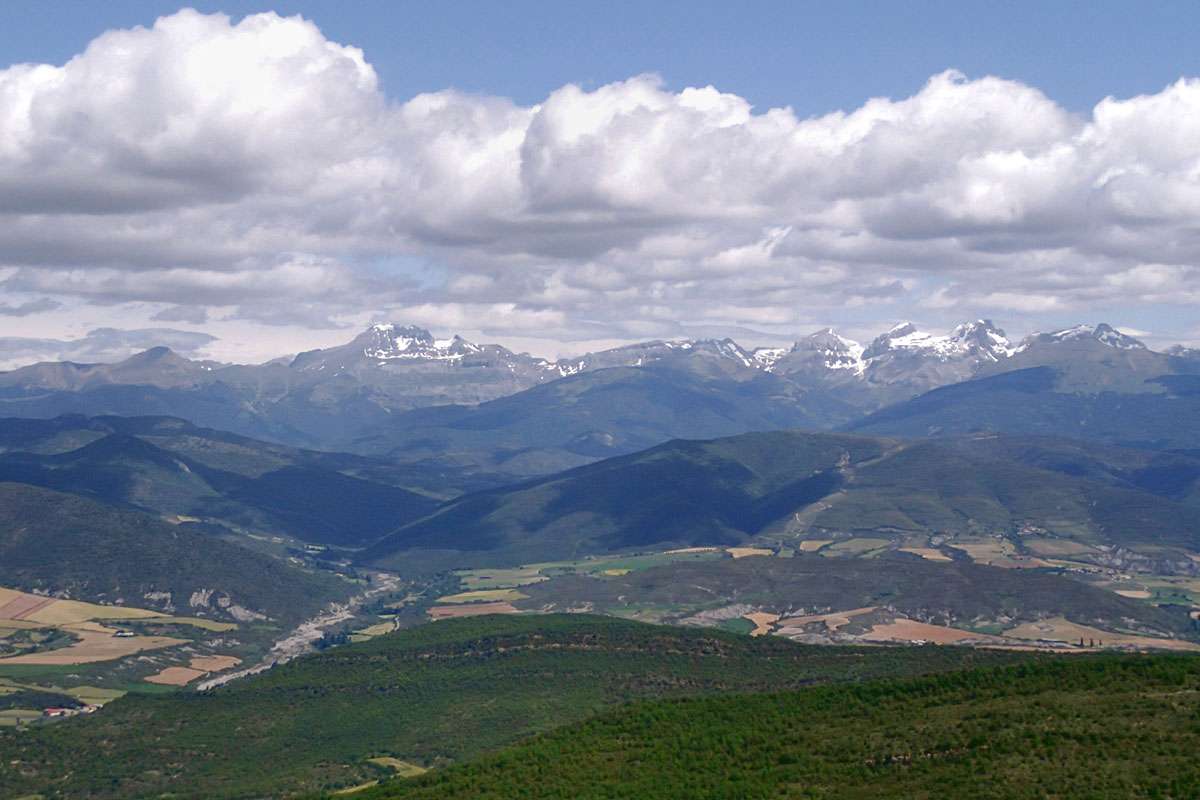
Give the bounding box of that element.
[0,9,1199,358]
[0,297,60,316]
[0,327,217,369]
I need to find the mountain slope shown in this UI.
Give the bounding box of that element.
[847,366,1200,449]
[361,432,885,567]
[0,416,443,546]
[0,614,1030,799]
[362,429,1200,570]
[355,363,859,476]
[516,551,1191,638]
[0,483,348,623]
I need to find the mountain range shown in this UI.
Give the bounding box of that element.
[2,320,1196,470]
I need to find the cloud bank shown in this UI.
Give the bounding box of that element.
[1,9,1198,359]
[0,328,217,370]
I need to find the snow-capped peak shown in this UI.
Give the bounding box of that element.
[864,320,1012,363]
[750,346,789,371]
[1019,323,1147,352]
[792,328,866,374]
[355,324,484,362]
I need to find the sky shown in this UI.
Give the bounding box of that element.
[0,1,1198,366]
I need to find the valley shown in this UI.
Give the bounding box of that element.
[6,11,1200,796]
[0,318,1198,798]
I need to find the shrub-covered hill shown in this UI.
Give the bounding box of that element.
[363,429,1200,571]
[0,482,349,624]
[0,615,1032,799]
[0,414,445,546]
[518,551,1194,639]
[847,365,1200,450]
[363,653,1200,800]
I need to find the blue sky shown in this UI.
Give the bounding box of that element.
[5,2,1198,117]
[0,3,1198,363]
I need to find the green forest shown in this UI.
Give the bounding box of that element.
[365,654,1200,799]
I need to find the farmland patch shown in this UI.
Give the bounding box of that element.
[1004,616,1200,651]
[428,602,520,620]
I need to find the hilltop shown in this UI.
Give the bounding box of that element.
[0,614,1029,799]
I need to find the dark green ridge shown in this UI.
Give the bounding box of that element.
[362,653,1200,800]
[0,614,1035,799]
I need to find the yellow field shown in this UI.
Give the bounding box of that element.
[600,568,631,576]
[797,540,833,552]
[436,588,529,604]
[663,546,720,555]
[455,568,549,590]
[1113,588,1153,599]
[742,612,779,637]
[0,622,184,665]
[949,540,1049,569]
[0,619,44,631]
[145,654,242,686]
[139,616,238,632]
[0,709,42,727]
[367,757,428,777]
[777,606,876,632]
[189,655,242,672]
[23,600,162,626]
[862,619,999,645]
[65,685,125,705]
[333,780,379,795]
[428,602,520,620]
[727,547,772,559]
[145,666,207,686]
[1005,616,1200,652]
[353,620,399,639]
[898,547,952,562]
[0,587,236,667]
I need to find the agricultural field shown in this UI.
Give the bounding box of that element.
[491,544,1200,654]
[145,656,244,686]
[0,587,247,707]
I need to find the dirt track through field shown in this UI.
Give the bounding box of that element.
[0,595,54,621]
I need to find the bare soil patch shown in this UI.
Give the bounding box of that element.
[742,612,780,637]
[145,666,206,686]
[898,547,952,562]
[428,602,520,620]
[189,655,242,672]
[727,547,772,559]
[861,619,998,645]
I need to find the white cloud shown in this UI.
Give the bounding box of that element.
[0,10,1199,360]
[0,327,217,370]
